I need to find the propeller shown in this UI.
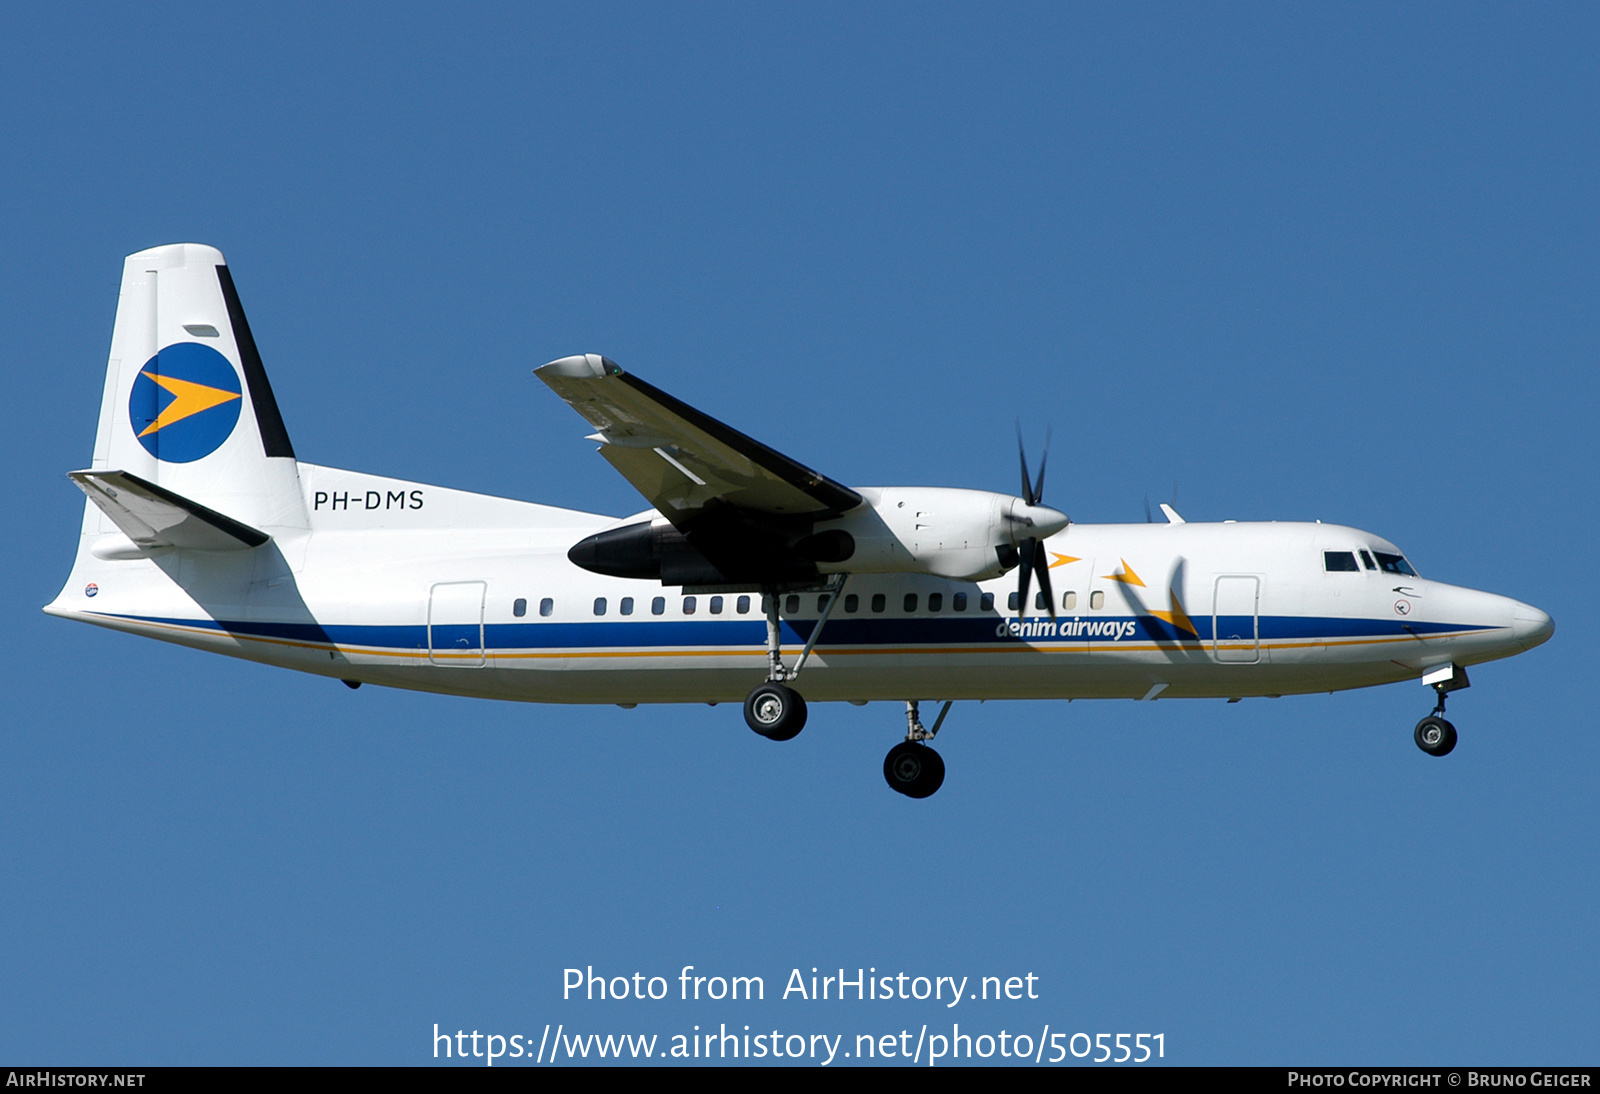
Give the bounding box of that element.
[1014,425,1061,620]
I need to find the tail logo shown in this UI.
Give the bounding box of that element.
[128,343,242,463]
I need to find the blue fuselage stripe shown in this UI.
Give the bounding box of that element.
[94,612,1494,650]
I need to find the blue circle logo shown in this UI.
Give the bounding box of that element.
[128,342,243,463]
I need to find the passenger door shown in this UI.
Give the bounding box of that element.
[1212,575,1260,664]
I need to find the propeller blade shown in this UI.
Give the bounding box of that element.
[1144,495,1154,523]
[1032,427,1051,506]
[1017,537,1036,618]
[1034,543,1056,619]
[1015,422,1035,506]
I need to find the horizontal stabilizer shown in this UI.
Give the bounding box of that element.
[69,470,270,552]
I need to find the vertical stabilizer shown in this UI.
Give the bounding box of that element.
[88,243,308,534]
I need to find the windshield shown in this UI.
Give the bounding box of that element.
[1373,551,1417,577]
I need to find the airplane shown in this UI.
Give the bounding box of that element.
[46,243,1555,798]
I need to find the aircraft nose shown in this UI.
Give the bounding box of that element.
[1512,602,1554,652]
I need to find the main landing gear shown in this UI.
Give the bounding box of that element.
[741,578,843,741]
[1414,663,1468,757]
[737,581,952,798]
[883,700,951,798]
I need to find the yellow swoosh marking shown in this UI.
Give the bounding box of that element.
[1149,592,1199,636]
[1103,558,1146,586]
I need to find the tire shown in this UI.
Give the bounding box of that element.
[883,741,946,798]
[1414,715,1457,757]
[744,682,807,740]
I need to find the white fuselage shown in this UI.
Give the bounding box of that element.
[47,464,1553,707]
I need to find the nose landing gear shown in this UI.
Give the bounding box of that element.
[1414,664,1467,757]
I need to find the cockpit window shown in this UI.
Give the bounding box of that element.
[1373,551,1418,576]
[1323,551,1360,572]
[1358,550,1376,570]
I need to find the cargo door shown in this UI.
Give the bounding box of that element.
[429,581,486,666]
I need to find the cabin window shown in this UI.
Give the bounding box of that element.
[1035,591,1048,610]
[1324,551,1360,572]
[980,592,994,611]
[1063,591,1076,610]
[1374,551,1418,577]
[1359,550,1377,571]
[1090,590,1104,610]
[952,592,967,612]
[818,595,831,612]
[513,598,527,618]
[845,594,859,613]
[737,595,751,614]
[683,596,697,615]
[651,596,665,616]
[928,592,943,612]
[593,597,607,616]
[620,597,634,616]
[539,597,554,617]
[871,593,887,613]
[904,593,918,612]
[1008,591,1019,611]
[785,594,800,614]
[710,595,724,614]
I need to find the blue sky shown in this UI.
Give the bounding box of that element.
[2,3,1595,1065]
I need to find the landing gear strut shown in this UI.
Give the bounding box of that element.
[883,700,951,798]
[741,576,845,741]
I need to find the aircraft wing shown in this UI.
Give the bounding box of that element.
[535,354,861,527]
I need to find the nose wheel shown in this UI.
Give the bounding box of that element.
[1414,674,1461,757]
[1414,715,1457,756]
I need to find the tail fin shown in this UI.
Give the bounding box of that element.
[84,243,307,533]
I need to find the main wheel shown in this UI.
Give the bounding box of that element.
[1414,715,1457,757]
[883,741,946,798]
[744,682,807,740]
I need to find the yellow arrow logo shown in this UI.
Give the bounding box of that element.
[137,370,242,438]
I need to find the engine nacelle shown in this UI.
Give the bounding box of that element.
[813,487,1068,581]
[566,489,1067,587]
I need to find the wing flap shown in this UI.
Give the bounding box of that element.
[536,355,861,525]
[70,469,270,551]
